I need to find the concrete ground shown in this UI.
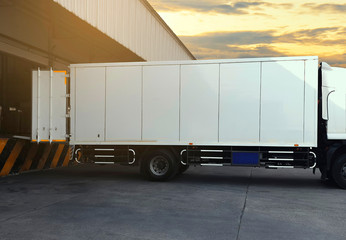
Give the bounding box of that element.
[0,164,345,240]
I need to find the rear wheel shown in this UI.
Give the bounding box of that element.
[331,154,346,189]
[140,149,178,181]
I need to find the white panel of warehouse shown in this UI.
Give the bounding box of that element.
[53,0,194,61]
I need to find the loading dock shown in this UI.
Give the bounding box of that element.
[0,0,194,176]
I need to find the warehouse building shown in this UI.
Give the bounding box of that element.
[0,0,195,136]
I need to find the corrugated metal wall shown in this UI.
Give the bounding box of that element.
[53,0,194,61]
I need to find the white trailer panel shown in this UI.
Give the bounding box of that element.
[51,72,67,141]
[143,65,180,142]
[180,64,219,143]
[32,70,66,142]
[33,71,50,141]
[106,66,142,141]
[75,67,105,142]
[304,59,319,145]
[260,61,305,145]
[69,56,318,147]
[219,62,261,144]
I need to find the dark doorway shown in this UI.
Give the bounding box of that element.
[0,52,43,136]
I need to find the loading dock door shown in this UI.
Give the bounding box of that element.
[32,70,66,143]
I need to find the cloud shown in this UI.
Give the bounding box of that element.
[179,28,346,67]
[180,31,275,48]
[181,31,285,60]
[180,27,343,47]
[277,27,341,44]
[149,0,292,15]
[185,43,284,61]
[320,54,346,67]
[302,3,346,13]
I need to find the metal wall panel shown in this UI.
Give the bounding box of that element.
[69,56,318,147]
[38,71,50,141]
[53,0,194,61]
[75,67,105,142]
[32,71,38,141]
[32,71,50,141]
[304,60,318,145]
[143,65,180,142]
[219,63,261,144]
[180,64,219,143]
[32,71,66,142]
[51,72,67,141]
[105,66,142,141]
[260,61,305,144]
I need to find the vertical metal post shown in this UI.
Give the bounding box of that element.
[37,68,40,143]
[0,55,3,132]
[49,68,53,143]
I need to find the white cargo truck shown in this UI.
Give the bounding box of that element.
[32,56,346,188]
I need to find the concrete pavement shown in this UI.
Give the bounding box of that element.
[0,164,345,240]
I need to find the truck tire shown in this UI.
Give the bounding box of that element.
[331,154,346,189]
[140,149,178,181]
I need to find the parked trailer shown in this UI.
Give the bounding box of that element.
[32,56,346,188]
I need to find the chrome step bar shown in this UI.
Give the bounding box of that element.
[267,165,294,169]
[94,162,115,164]
[93,148,136,165]
[268,158,294,161]
[268,151,294,154]
[201,163,223,167]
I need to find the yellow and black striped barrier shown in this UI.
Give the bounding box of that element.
[0,138,71,177]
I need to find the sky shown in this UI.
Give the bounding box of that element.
[148,0,346,67]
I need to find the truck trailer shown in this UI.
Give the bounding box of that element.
[31,56,346,189]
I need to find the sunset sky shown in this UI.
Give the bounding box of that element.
[148,0,346,67]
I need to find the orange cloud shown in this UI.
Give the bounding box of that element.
[148,0,346,67]
[180,28,346,67]
[149,0,292,14]
[302,3,346,13]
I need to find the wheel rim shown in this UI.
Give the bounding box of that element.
[149,156,169,176]
[342,163,346,180]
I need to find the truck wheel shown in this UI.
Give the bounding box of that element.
[140,149,178,181]
[331,154,346,189]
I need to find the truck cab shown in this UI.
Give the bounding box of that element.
[320,62,346,187]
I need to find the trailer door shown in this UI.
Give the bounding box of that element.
[32,69,67,143]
